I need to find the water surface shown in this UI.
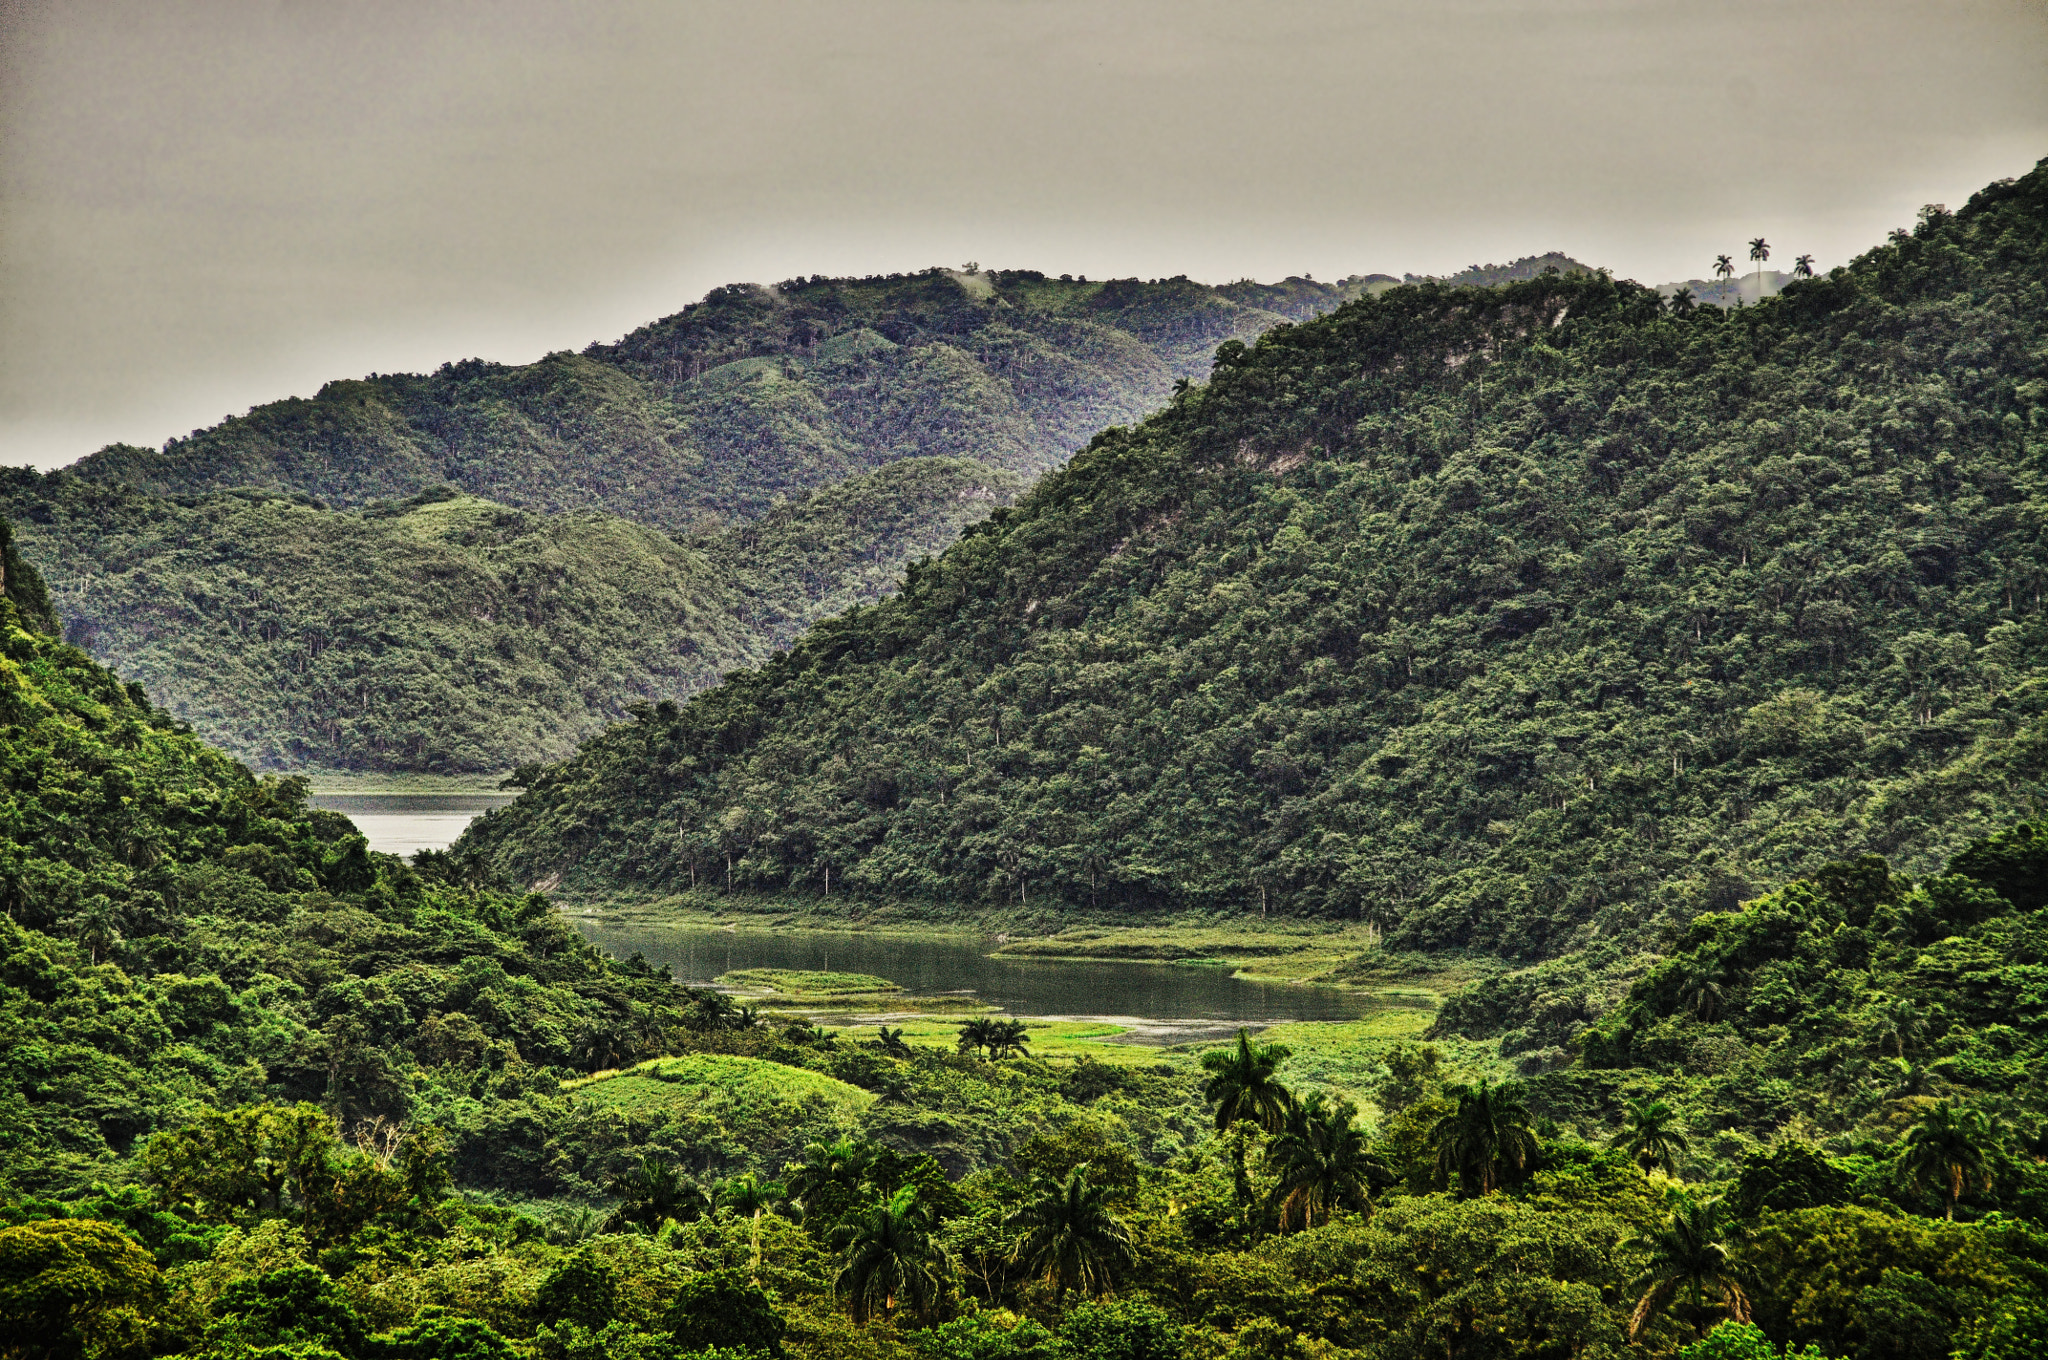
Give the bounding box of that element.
[309,792,514,857]
[568,917,1388,1037]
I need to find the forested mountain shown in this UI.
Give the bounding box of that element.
[5,513,2047,1360]
[0,459,1021,771]
[66,270,1387,536]
[461,163,2048,959]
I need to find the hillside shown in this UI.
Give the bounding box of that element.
[66,269,1386,536]
[0,458,1022,771]
[460,163,2048,960]
[4,506,2047,1360]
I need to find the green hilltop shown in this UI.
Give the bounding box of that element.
[459,164,2048,962]
[12,269,1392,773]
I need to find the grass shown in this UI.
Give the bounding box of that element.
[290,770,515,794]
[825,1016,1191,1068]
[1252,1014,1511,1123]
[565,1053,876,1121]
[719,969,902,998]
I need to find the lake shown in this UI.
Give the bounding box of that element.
[566,916,1394,1038]
[308,791,514,856]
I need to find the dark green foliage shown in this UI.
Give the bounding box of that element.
[465,159,2048,957]
[1,460,1021,771]
[534,1251,619,1330]
[68,271,1379,533]
[665,1269,785,1357]
[208,1264,364,1354]
[1733,1144,1853,1217]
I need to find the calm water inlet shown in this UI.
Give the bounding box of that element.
[567,918,1384,1031]
[309,792,515,857]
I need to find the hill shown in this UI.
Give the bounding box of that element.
[458,164,2048,960]
[64,269,1388,536]
[0,458,1022,771]
[4,505,2047,1360]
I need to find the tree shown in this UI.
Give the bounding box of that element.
[788,1137,878,1226]
[604,1156,708,1233]
[833,1185,950,1324]
[668,1268,786,1357]
[872,1025,912,1057]
[1714,254,1736,290]
[1430,1079,1539,1195]
[989,1018,1032,1059]
[1792,254,1815,278]
[0,1218,160,1360]
[1008,1164,1135,1306]
[717,1173,788,1280]
[1748,237,1771,297]
[1616,1097,1690,1177]
[1267,1090,1373,1230]
[1627,1196,1750,1341]
[1200,1028,1295,1209]
[1897,1100,1998,1220]
[957,1017,999,1058]
[1670,286,1697,317]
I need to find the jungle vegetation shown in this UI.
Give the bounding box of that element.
[0,459,1021,772]
[459,166,2048,963]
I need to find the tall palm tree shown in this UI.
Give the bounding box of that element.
[1616,1098,1689,1177]
[833,1186,950,1324]
[1267,1091,1373,1231]
[717,1173,788,1280]
[957,1017,999,1058]
[1898,1101,1999,1220]
[1792,254,1815,278]
[1430,1079,1539,1195]
[1748,237,1771,298]
[1627,1196,1750,1340]
[1668,286,1697,318]
[1008,1164,1135,1306]
[1713,255,1735,294]
[989,1019,1032,1060]
[787,1137,876,1223]
[1201,1028,1296,1209]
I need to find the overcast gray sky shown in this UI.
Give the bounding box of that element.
[3,0,2045,470]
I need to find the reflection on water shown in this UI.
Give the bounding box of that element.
[309,792,515,857]
[568,917,1387,1030]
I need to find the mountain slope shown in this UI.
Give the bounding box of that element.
[68,270,1385,536]
[459,164,2048,957]
[0,459,1022,771]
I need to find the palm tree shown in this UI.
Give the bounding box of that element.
[1792,254,1815,278]
[1201,1028,1296,1209]
[1898,1101,1999,1220]
[833,1185,950,1324]
[1627,1196,1750,1340]
[571,1020,633,1072]
[1713,255,1735,294]
[1748,237,1771,298]
[716,1173,787,1280]
[604,1157,708,1233]
[1430,1079,1539,1195]
[957,1017,999,1058]
[1008,1164,1135,1306]
[1678,970,1724,1021]
[1669,286,1696,318]
[787,1136,876,1222]
[989,1019,1032,1060]
[872,1025,912,1057]
[1267,1091,1373,1231]
[1615,1098,1689,1177]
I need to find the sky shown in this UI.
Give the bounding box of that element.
[2,0,2045,471]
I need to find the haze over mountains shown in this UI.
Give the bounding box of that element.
[456,165,2048,961]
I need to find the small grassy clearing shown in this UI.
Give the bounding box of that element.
[566,1053,876,1121]
[720,968,902,998]
[824,1016,1187,1068]
[1251,1014,1510,1122]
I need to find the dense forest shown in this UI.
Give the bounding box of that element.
[0,460,1020,772]
[4,521,2046,1360]
[459,165,2048,963]
[63,271,1392,537]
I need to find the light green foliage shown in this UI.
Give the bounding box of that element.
[1678,1321,1834,1360]
[465,163,2048,958]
